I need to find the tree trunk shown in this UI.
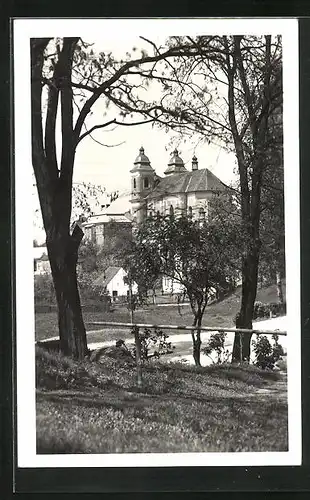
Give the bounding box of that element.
[232,247,259,362]
[128,282,143,388]
[191,314,202,366]
[47,226,88,359]
[133,326,143,388]
[276,269,284,305]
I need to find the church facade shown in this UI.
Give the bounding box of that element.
[83,146,226,245]
[130,147,226,224]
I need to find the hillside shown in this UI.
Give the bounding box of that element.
[36,346,287,454]
[35,281,286,342]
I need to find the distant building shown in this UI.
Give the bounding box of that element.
[93,266,138,301]
[82,192,133,247]
[81,146,228,297]
[33,246,51,275]
[130,147,226,223]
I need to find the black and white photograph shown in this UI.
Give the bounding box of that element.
[14,18,301,469]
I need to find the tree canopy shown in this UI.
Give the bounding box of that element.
[31,35,283,360]
[125,212,241,365]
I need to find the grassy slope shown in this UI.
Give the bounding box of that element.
[36,282,285,342]
[36,347,287,454]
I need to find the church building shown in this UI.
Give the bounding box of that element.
[82,146,227,247]
[130,147,226,223]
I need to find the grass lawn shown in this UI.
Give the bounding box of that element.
[36,346,288,454]
[35,282,285,342]
[35,289,243,342]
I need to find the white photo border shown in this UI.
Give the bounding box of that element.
[14,17,301,468]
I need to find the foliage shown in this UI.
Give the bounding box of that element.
[71,182,110,223]
[77,269,111,307]
[130,327,175,362]
[97,220,133,269]
[252,334,284,370]
[253,301,286,320]
[78,239,101,273]
[138,35,283,361]
[125,212,241,366]
[31,36,207,358]
[203,332,231,364]
[128,213,241,305]
[258,112,285,290]
[31,35,283,361]
[34,274,56,304]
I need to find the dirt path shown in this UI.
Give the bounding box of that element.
[252,371,287,402]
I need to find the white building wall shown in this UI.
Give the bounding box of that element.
[106,268,138,298]
[162,276,184,294]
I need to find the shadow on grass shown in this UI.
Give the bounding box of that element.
[37,380,287,418]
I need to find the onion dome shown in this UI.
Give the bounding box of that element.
[131,146,154,173]
[164,149,187,175]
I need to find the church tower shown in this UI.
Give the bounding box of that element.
[130,147,155,223]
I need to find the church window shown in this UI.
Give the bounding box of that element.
[144,177,149,188]
[133,178,136,189]
[188,206,193,218]
[170,204,174,216]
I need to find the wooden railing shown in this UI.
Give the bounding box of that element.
[87,321,287,336]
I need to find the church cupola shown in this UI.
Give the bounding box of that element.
[164,149,187,176]
[131,146,153,172]
[130,146,155,223]
[192,154,198,171]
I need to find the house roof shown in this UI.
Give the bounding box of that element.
[146,167,226,199]
[83,213,132,228]
[105,192,132,216]
[93,266,122,287]
[82,192,133,228]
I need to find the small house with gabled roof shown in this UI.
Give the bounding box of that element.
[93,266,138,301]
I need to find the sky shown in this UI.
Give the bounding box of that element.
[72,123,237,192]
[70,34,238,192]
[33,32,239,242]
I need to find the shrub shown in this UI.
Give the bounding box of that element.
[252,334,284,370]
[77,270,111,310]
[203,332,231,364]
[253,301,286,320]
[130,327,175,362]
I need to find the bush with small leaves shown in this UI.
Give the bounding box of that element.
[252,301,286,320]
[203,332,231,364]
[252,333,284,370]
[131,327,175,362]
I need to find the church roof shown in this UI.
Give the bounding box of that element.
[146,167,226,199]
